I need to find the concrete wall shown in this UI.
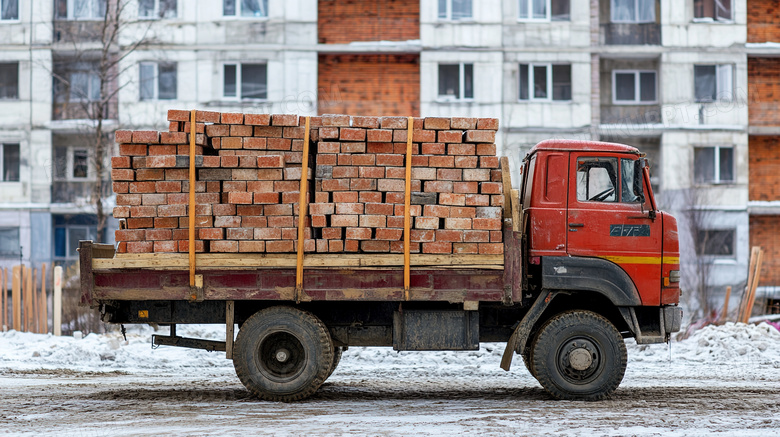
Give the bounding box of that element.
[662,0,747,48]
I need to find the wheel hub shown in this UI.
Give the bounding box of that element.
[275,348,290,363]
[558,338,600,382]
[258,332,306,380]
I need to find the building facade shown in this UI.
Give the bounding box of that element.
[0,0,769,310]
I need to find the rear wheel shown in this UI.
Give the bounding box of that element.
[325,346,343,380]
[233,306,333,402]
[521,330,540,379]
[532,310,627,401]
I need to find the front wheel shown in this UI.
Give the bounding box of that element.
[233,306,334,402]
[532,310,627,401]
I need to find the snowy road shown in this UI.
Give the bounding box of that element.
[1,323,780,436]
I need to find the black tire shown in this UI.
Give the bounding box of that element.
[233,306,334,402]
[532,310,627,401]
[325,346,343,380]
[521,330,540,379]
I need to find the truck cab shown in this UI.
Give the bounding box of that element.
[520,140,681,342]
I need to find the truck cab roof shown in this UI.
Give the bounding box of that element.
[528,139,640,156]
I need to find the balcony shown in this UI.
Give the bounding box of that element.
[600,23,661,45]
[51,180,112,205]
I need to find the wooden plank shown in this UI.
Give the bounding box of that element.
[98,253,504,270]
[295,116,311,293]
[500,156,512,219]
[11,266,20,331]
[188,109,196,287]
[741,248,763,323]
[24,267,32,332]
[0,267,4,329]
[40,264,47,334]
[32,267,38,334]
[511,189,521,233]
[718,285,731,324]
[404,116,413,299]
[225,301,234,360]
[53,265,63,336]
[738,247,760,322]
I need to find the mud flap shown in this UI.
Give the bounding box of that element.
[500,290,558,371]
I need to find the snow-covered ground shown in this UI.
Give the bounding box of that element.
[1,322,779,436]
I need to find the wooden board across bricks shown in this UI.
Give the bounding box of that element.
[111,111,504,257]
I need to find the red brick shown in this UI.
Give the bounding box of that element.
[465,130,496,143]
[477,118,499,130]
[111,156,131,169]
[412,155,429,167]
[359,191,382,203]
[340,128,366,141]
[385,192,405,204]
[364,203,394,215]
[366,143,394,154]
[367,129,393,142]
[378,179,405,192]
[213,216,241,228]
[132,131,159,144]
[429,155,455,168]
[331,192,357,203]
[414,216,439,229]
[159,132,187,145]
[333,166,359,178]
[322,179,350,191]
[380,117,407,129]
[146,229,172,240]
[331,215,359,227]
[267,138,292,151]
[113,206,130,218]
[119,144,147,156]
[424,180,453,193]
[116,194,141,206]
[464,230,490,243]
[115,130,133,143]
[130,206,156,217]
[481,182,502,194]
[375,228,403,240]
[226,192,252,204]
[154,181,181,193]
[385,167,406,179]
[238,241,266,252]
[345,227,372,240]
[361,240,390,252]
[245,113,271,125]
[473,218,502,230]
[435,230,464,242]
[450,206,477,218]
[424,117,451,130]
[266,240,295,253]
[462,169,491,182]
[439,193,466,206]
[453,243,479,254]
[272,114,299,126]
[136,168,165,181]
[167,109,190,122]
[491,230,503,242]
[197,228,223,240]
[359,215,386,227]
[141,193,166,205]
[352,154,377,166]
[177,240,205,253]
[111,169,134,181]
[438,131,463,143]
[454,156,478,169]
[207,240,237,253]
[479,243,503,254]
[465,194,489,206]
[376,154,404,167]
[257,169,283,180]
[411,229,435,242]
[251,192,278,204]
[115,229,145,241]
[256,155,285,168]
[158,204,187,217]
[254,228,282,239]
[154,217,179,228]
[444,218,472,230]
[341,142,366,153]
[423,242,452,254]
[476,144,497,156]
[387,216,405,228]
[125,218,153,228]
[127,241,154,253]
[335,203,364,214]
[264,204,292,216]
[437,168,463,181]
[423,205,450,217]
[113,182,129,193]
[450,117,477,130]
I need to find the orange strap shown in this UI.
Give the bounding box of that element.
[188,110,196,287]
[403,116,413,300]
[295,116,311,297]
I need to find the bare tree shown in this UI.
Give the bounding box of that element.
[51,0,155,243]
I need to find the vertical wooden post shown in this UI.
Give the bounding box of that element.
[40,264,47,334]
[226,301,235,360]
[53,265,63,336]
[32,267,38,334]
[25,267,33,332]
[2,268,7,331]
[21,265,29,332]
[295,116,311,303]
[188,109,197,288]
[718,286,732,324]
[12,266,20,331]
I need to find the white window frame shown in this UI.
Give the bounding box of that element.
[222,0,269,19]
[54,146,94,182]
[0,143,19,182]
[222,62,268,101]
[692,0,732,23]
[694,145,734,185]
[697,228,736,258]
[519,63,573,102]
[58,0,107,21]
[612,70,657,105]
[610,0,655,23]
[54,224,95,259]
[139,61,177,101]
[0,0,19,22]
[437,63,474,102]
[694,64,733,103]
[437,0,473,21]
[518,0,550,22]
[138,0,177,20]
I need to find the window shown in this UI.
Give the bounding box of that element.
[55,0,107,20]
[613,70,656,104]
[140,62,177,100]
[0,228,19,256]
[577,158,618,202]
[611,0,655,23]
[438,63,473,100]
[438,0,472,20]
[697,229,734,256]
[0,62,18,99]
[54,63,101,102]
[694,146,733,184]
[139,0,177,19]
[223,0,268,18]
[620,158,644,203]
[54,225,96,259]
[519,64,571,101]
[0,143,19,182]
[519,0,569,21]
[693,0,731,22]
[224,63,267,100]
[1,0,17,20]
[694,65,732,102]
[54,146,91,180]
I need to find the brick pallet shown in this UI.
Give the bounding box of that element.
[111,111,502,255]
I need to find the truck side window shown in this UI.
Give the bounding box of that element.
[576,158,617,202]
[620,158,644,203]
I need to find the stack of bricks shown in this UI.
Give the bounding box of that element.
[110,111,503,255]
[111,110,315,254]
[310,115,503,255]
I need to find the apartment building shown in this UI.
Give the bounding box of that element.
[0,0,762,305]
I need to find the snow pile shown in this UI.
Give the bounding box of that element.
[0,322,778,374]
[628,322,780,365]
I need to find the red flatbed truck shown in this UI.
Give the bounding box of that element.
[80,139,682,401]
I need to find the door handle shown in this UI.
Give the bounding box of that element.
[568,223,584,228]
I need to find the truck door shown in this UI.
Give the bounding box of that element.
[565,153,662,305]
